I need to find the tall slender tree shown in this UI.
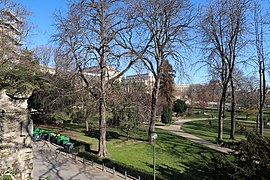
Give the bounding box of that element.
[159,60,176,108]
[127,0,193,142]
[252,0,267,136]
[198,0,249,141]
[53,0,139,157]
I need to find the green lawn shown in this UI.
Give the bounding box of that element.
[108,128,222,178]
[181,119,270,143]
[191,108,270,122]
[38,124,223,179]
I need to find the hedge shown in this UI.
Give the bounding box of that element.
[77,151,166,180]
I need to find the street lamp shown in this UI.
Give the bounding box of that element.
[151,132,158,180]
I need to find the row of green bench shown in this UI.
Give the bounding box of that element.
[33,127,74,153]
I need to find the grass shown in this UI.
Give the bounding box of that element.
[62,123,86,131]
[38,124,223,179]
[191,108,270,122]
[108,128,223,179]
[181,119,270,143]
[181,119,244,143]
[35,108,270,179]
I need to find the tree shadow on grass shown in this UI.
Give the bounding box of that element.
[156,123,165,127]
[86,128,148,142]
[156,130,216,152]
[144,156,214,180]
[146,130,221,179]
[86,129,122,140]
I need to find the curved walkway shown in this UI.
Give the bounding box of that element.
[157,118,232,154]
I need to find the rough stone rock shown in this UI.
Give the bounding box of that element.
[0,90,33,179]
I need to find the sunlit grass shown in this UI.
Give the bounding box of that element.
[181,119,270,143]
[38,124,223,179]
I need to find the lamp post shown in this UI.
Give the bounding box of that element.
[151,132,158,180]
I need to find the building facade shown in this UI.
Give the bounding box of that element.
[83,65,121,82]
[124,73,155,92]
[0,9,22,61]
[40,64,56,75]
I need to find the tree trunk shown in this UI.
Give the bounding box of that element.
[98,58,107,157]
[218,97,224,141]
[85,121,89,132]
[84,107,89,132]
[256,114,259,130]
[218,87,227,141]
[230,78,235,140]
[148,77,161,142]
[259,59,266,136]
[99,96,106,157]
[253,0,266,136]
[98,0,107,157]
[98,35,107,157]
[259,107,263,135]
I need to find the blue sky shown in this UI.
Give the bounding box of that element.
[15,0,208,84]
[18,0,206,48]
[17,0,67,48]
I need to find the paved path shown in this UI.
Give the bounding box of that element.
[33,141,129,180]
[157,118,232,154]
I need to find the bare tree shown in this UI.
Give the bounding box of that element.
[235,72,258,121]
[188,84,213,111]
[252,0,267,135]
[53,0,139,157]
[34,44,54,66]
[127,0,193,142]
[198,0,249,141]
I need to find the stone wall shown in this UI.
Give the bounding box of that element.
[0,91,33,179]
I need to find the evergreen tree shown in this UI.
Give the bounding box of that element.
[0,49,45,97]
[159,60,175,123]
[172,99,187,117]
[161,105,172,124]
[159,60,176,108]
[118,108,139,140]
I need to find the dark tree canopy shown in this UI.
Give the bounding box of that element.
[208,130,270,180]
[159,60,176,109]
[172,99,187,117]
[161,105,172,124]
[0,49,45,97]
[108,82,150,126]
[118,107,140,140]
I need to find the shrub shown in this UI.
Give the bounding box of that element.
[161,106,172,124]
[172,99,187,117]
[118,109,139,140]
[70,139,91,152]
[207,130,270,180]
[77,151,166,180]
